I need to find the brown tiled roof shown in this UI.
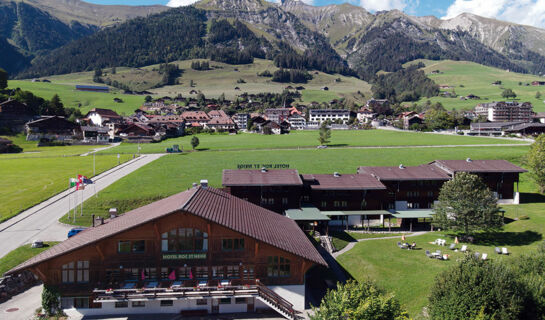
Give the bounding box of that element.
[222,169,303,186]
[208,110,228,118]
[208,117,234,125]
[430,160,527,174]
[182,111,210,121]
[358,164,451,181]
[7,187,325,275]
[302,173,386,190]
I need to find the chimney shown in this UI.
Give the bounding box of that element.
[333,172,341,177]
[109,208,117,219]
[192,182,198,188]
[200,179,208,189]
[92,214,95,227]
[466,158,472,162]
[399,164,405,169]
[261,167,268,173]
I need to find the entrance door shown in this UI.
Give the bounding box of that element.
[247,297,254,312]
[211,298,219,314]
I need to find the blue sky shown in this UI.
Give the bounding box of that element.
[84,0,545,28]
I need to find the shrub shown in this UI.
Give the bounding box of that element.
[42,285,60,316]
[429,256,528,320]
[311,279,409,320]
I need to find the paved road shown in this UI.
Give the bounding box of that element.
[0,153,165,259]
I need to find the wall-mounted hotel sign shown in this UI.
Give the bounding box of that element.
[237,164,290,169]
[162,253,207,260]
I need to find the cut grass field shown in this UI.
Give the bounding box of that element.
[331,231,407,251]
[0,242,59,276]
[407,59,545,112]
[62,144,530,226]
[102,130,527,155]
[0,134,110,158]
[0,152,133,222]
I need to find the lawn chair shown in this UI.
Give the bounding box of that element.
[474,252,480,259]
[482,253,488,261]
[460,245,468,252]
[495,247,502,254]
[440,239,447,246]
[425,250,433,258]
[502,247,510,255]
[448,243,456,250]
[397,241,402,248]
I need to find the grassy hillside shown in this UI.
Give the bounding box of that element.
[406,60,545,112]
[11,58,370,114]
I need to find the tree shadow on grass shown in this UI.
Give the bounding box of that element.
[472,231,542,247]
[331,231,357,243]
[326,144,348,147]
[520,193,545,204]
[195,148,210,151]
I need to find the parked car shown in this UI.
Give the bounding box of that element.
[31,240,44,248]
[316,145,328,149]
[67,228,86,238]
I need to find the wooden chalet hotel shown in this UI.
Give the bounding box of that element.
[7,184,326,319]
[224,159,526,231]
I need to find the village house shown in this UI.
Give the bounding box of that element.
[474,101,533,122]
[356,107,376,124]
[534,112,545,124]
[308,109,350,125]
[182,111,210,126]
[80,126,110,143]
[85,108,123,127]
[265,109,291,124]
[232,113,249,130]
[25,116,80,142]
[399,112,424,130]
[287,114,306,130]
[120,123,157,142]
[206,117,236,132]
[6,185,325,318]
[0,99,35,132]
[365,99,389,111]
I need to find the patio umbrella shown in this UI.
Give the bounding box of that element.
[401,234,406,241]
[454,236,459,244]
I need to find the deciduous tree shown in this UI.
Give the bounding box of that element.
[318,122,331,146]
[0,68,7,90]
[502,88,517,99]
[527,135,545,193]
[433,172,502,235]
[191,136,199,150]
[311,280,408,320]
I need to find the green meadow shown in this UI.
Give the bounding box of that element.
[408,59,545,112]
[0,134,110,158]
[102,130,526,155]
[0,151,133,222]
[0,242,59,276]
[62,145,529,226]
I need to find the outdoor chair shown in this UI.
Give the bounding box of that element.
[198,280,208,288]
[440,239,446,246]
[171,281,182,288]
[397,241,402,248]
[502,247,510,255]
[144,281,158,289]
[482,253,488,261]
[425,250,433,258]
[448,243,456,250]
[474,252,480,259]
[460,245,468,252]
[495,247,502,254]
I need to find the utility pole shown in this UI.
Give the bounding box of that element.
[93,152,96,176]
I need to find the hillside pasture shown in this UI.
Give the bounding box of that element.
[406,59,545,112]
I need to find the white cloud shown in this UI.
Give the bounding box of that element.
[359,0,408,11]
[442,0,545,28]
[166,0,199,7]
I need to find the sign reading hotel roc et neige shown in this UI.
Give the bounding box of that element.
[237,164,290,169]
[162,253,207,260]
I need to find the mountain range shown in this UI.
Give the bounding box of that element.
[2,0,545,79]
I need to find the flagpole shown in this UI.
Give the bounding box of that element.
[80,189,83,217]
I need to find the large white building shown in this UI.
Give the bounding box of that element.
[474,101,533,122]
[308,109,351,125]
